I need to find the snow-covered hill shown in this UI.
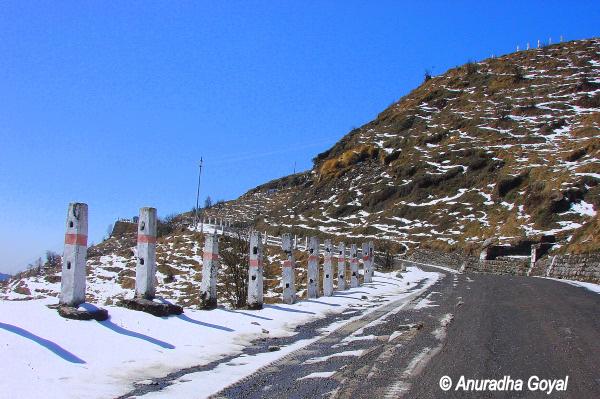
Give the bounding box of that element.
[2,38,599,303]
[201,38,600,254]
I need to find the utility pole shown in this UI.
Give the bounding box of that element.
[194,157,203,231]
[293,161,296,175]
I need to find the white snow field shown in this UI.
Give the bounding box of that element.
[0,267,439,399]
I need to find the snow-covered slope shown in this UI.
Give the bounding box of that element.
[0,268,437,398]
[2,39,599,303]
[201,38,599,254]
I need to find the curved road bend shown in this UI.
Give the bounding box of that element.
[214,266,600,398]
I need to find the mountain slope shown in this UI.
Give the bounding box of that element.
[2,38,599,302]
[203,38,600,254]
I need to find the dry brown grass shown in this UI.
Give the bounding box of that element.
[319,144,378,178]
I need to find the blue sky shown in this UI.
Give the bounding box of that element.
[0,1,598,274]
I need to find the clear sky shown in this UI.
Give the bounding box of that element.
[0,1,598,274]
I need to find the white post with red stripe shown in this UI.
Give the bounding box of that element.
[350,244,359,288]
[200,231,219,309]
[282,233,296,304]
[323,239,334,296]
[307,237,319,298]
[337,242,347,290]
[60,202,88,306]
[135,207,157,299]
[247,231,263,309]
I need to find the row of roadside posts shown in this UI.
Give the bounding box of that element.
[58,203,375,320]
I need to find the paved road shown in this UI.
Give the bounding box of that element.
[214,267,600,398]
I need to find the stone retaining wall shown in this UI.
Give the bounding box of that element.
[405,249,478,271]
[531,253,600,283]
[470,259,529,276]
[405,249,600,284]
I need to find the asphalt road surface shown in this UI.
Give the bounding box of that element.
[213,266,600,399]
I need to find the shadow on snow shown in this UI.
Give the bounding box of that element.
[0,322,86,364]
[263,304,316,315]
[176,314,234,332]
[98,318,176,349]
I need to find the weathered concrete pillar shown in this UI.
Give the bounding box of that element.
[200,231,219,309]
[135,207,158,300]
[307,237,320,298]
[337,242,347,290]
[531,244,541,265]
[362,242,372,284]
[247,231,264,309]
[60,202,88,306]
[323,239,334,296]
[282,233,296,304]
[369,241,375,280]
[479,248,489,261]
[350,244,359,288]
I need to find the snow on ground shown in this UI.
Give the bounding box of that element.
[305,349,364,364]
[0,267,439,399]
[297,371,337,380]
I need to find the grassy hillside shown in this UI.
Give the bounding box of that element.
[202,38,600,255]
[2,38,598,302]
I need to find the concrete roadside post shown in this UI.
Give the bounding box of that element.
[369,241,375,281]
[350,244,359,288]
[58,202,109,321]
[362,242,371,284]
[323,239,334,296]
[282,233,296,304]
[60,202,89,307]
[307,237,320,298]
[247,231,264,309]
[135,207,158,300]
[337,242,347,290]
[200,231,219,309]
